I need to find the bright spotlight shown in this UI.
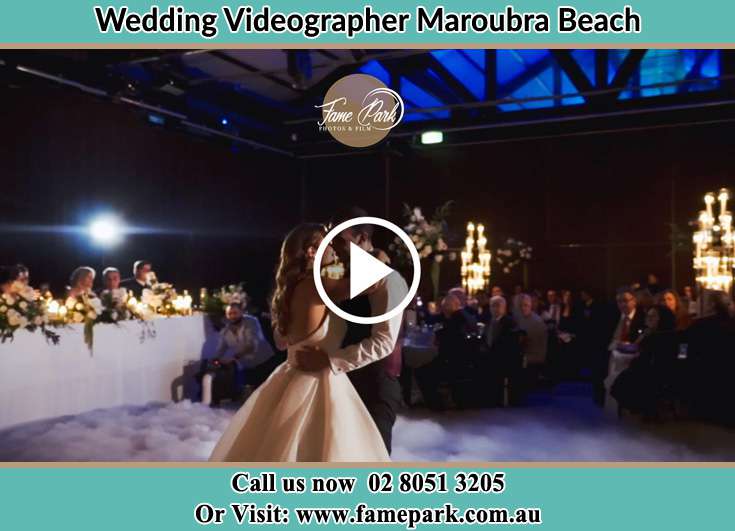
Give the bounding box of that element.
[421,131,443,145]
[89,215,124,247]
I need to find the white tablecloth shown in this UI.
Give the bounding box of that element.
[604,348,639,415]
[0,314,215,429]
[402,327,438,368]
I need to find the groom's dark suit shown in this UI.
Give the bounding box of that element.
[339,293,403,454]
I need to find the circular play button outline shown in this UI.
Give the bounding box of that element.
[313,216,421,325]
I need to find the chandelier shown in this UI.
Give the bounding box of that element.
[461,222,491,296]
[693,188,734,292]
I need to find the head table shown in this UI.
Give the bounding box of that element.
[0,314,217,430]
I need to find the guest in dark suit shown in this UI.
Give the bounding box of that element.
[415,294,477,409]
[475,291,492,324]
[121,260,152,298]
[579,288,617,381]
[481,295,522,405]
[592,287,646,406]
[611,304,679,416]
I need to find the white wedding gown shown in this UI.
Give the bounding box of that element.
[209,312,390,462]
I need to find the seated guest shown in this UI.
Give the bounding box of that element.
[681,285,699,318]
[646,273,662,296]
[67,267,97,298]
[593,287,646,406]
[475,291,491,324]
[554,289,582,379]
[99,267,128,302]
[658,289,691,331]
[611,304,679,416]
[441,294,477,331]
[102,267,121,291]
[482,295,522,405]
[530,290,543,315]
[447,286,467,307]
[609,288,647,351]
[511,284,523,316]
[580,288,617,385]
[686,291,735,423]
[415,294,476,410]
[634,287,655,313]
[121,260,152,298]
[515,294,548,366]
[200,303,277,406]
[541,289,561,327]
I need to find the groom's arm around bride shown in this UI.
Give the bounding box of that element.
[293,271,407,454]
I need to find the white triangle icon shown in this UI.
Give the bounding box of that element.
[349,242,394,300]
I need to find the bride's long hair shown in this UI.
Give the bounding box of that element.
[271,223,326,337]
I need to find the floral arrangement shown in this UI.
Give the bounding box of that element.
[141,282,178,317]
[202,283,248,325]
[97,288,132,324]
[0,282,60,344]
[1,273,195,349]
[390,202,454,265]
[495,237,533,274]
[63,293,104,349]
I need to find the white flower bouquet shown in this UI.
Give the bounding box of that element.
[201,283,248,326]
[64,292,104,349]
[141,281,178,317]
[391,201,454,265]
[495,237,534,274]
[0,282,60,344]
[98,288,132,323]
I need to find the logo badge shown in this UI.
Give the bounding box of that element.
[316,74,404,148]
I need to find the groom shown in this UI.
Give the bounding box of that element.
[294,207,407,454]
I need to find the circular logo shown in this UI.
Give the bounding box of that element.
[316,74,404,148]
[313,216,421,325]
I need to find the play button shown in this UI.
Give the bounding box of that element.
[313,216,421,325]
[349,242,394,299]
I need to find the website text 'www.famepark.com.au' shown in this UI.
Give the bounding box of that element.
[194,470,542,528]
[198,502,542,528]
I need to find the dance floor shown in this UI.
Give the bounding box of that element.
[1,384,734,462]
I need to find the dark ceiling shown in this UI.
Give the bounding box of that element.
[2,49,734,158]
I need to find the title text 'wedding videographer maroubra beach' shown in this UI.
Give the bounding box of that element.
[94,5,642,40]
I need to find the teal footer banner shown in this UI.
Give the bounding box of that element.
[2,466,733,529]
[0,1,735,45]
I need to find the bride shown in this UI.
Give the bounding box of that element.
[209,223,390,462]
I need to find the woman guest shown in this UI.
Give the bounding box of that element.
[611,305,679,416]
[67,267,97,298]
[681,285,699,318]
[556,289,581,380]
[659,289,691,331]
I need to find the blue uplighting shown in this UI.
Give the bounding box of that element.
[616,50,721,100]
[359,60,391,87]
[366,49,722,120]
[400,77,450,122]
[497,50,584,111]
[497,50,550,87]
[430,50,484,100]
[221,118,229,126]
